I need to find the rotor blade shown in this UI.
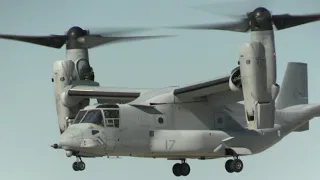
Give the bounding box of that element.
[77,35,175,49]
[0,34,67,48]
[272,13,320,30]
[191,0,271,18]
[169,19,250,32]
[88,27,153,36]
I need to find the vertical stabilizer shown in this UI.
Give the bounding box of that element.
[276,62,308,131]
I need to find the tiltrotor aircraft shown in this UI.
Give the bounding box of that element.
[1,4,320,177]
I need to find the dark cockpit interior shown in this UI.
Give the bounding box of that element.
[73,108,120,128]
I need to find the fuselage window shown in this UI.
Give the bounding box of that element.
[114,119,119,128]
[73,110,87,124]
[81,110,104,126]
[104,110,119,118]
[105,119,114,127]
[103,109,120,128]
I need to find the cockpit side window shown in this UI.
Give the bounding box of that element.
[80,110,104,126]
[73,110,87,124]
[104,110,119,118]
[103,109,120,128]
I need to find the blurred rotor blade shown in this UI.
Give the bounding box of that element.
[0,34,67,48]
[89,28,152,36]
[272,13,320,30]
[169,18,250,32]
[77,35,175,49]
[191,0,270,18]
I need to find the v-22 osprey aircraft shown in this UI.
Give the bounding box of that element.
[0,6,320,177]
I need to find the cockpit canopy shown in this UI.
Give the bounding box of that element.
[73,107,120,128]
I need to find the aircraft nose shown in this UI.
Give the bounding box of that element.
[58,128,82,149]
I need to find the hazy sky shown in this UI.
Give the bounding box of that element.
[1,0,320,179]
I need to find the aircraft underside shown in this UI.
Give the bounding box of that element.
[74,149,245,176]
[57,123,264,176]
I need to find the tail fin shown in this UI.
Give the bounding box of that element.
[276,62,308,131]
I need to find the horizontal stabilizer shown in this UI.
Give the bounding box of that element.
[277,104,320,133]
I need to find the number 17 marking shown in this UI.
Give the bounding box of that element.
[165,140,175,151]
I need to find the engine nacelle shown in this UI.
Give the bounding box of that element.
[60,91,82,108]
[229,66,242,91]
[53,60,75,133]
[52,60,91,133]
[239,42,275,129]
[51,50,96,134]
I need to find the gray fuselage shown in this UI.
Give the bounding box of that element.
[59,102,290,159]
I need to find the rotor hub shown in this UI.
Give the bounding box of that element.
[253,7,272,19]
[67,26,88,39]
[66,26,89,49]
[249,7,273,31]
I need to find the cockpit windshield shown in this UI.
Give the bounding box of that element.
[81,110,104,126]
[73,110,87,124]
[72,107,120,128]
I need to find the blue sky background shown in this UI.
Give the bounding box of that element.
[0,0,320,179]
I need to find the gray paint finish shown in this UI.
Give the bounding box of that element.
[55,61,316,159]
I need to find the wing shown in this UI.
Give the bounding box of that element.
[173,75,243,103]
[68,85,151,104]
